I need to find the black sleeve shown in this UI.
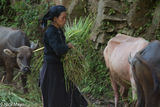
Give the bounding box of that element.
[46,29,69,56]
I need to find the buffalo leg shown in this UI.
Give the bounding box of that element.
[21,74,28,93]
[135,80,145,107]
[132,61,145,107]
[110,76,119,107]
[129,66,137,101]
[6,68,13,84]
[120,86,129,107]
[4,61,14,84]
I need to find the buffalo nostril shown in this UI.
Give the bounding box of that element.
[28,69,31,73]
[24,67,28,71]
[23,67,30,73]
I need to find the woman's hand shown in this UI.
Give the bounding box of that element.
[67,43,74,49]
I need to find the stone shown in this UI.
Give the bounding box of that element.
[127,0,154,28]
[88,0,99,13]
[104,0,123,13]
[144,2,160,40]
[116,23,127,30]
[119,28,134,36]
[67,0,78,15]
[67,0,88,20]
[90,29,99,41]
[97,32,105,43]
[104,15,127,22]
[106,28,114,33]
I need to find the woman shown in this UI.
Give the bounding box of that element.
[39,5,88,107]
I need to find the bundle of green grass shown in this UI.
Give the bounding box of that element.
[63,16,93,86]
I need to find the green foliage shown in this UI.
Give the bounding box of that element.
[134,22,152,38]
[80,45,112,99]
[0,84,32,104]
[108,9,116,16]
[11,1,49,40]
[64,16,112,99]
[65,16,93,44]
[156,28,160,40]
[123,0,130,14]
[0,0,49,41]
[0,0,15,24]
[64,16,93,86]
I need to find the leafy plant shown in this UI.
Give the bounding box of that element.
[64,16,112,99]
[108,9,116,15]
[63,16,93,87]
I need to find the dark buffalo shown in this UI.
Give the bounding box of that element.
[129,40,160,107]
[0,26,38,92]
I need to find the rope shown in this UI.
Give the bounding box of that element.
[33,47,44,53]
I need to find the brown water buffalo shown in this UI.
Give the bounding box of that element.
[129,40,160,107]
[103,34,149,107]
[0,26,38,92]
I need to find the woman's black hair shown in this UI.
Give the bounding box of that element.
[41,5,66,29]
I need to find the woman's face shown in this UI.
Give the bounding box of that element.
[54,12,67,28]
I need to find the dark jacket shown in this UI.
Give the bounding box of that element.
[43,24,69,63]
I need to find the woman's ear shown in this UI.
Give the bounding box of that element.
[53,17,57,22]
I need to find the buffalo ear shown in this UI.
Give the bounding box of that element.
[30,41,38,51]
[3,49,16,57]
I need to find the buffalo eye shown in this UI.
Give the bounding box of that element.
[18,56,23,60]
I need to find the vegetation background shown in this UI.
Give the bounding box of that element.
[0,0,160,106]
